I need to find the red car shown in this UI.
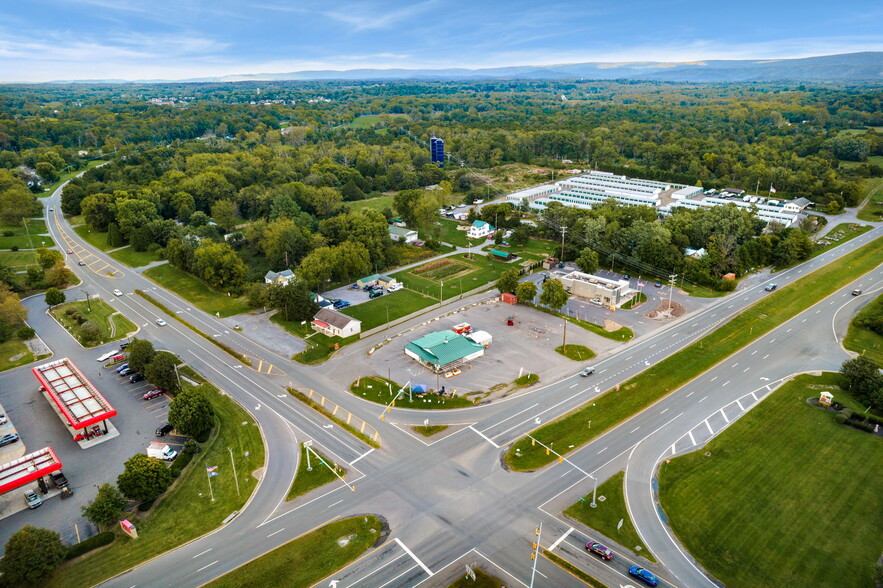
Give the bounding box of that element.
[66,249,73,254]
[143,389,164,400]
[586,541,613,560]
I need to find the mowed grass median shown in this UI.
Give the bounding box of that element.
[505,236,882,471]
[207,516,381,588]
[659,373,883,587]
[143,262,250,317]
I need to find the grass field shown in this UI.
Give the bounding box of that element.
[109,246,162,268]
[345,113,409,129]
[270,314,359,364]
[0,249,38,267]
[50,299,136,347]
[856,177,883,222]
[287,444,347,501]
[563,471,653,561]
[341,289,437,331]
[505,236,883,471]
[72,224,113,251]
[659,373,883,587]
[394,253,510,302]
[207,516,380,588]
[50,373,265,588]
[142,263,250,317]
[555,344,596,361]
[350,376,474,409]
[0,219,51,249]
[349,193,395,214]
[811,222,871,258]
[0,339,35,372]
[437,218,478,247]
[843,293,883,366]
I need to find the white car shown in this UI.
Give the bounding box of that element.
[113,289,123,296]
[387,283,404,292]
[0,413,7,425]
[155,319,167,326]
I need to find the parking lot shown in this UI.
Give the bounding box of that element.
[0,332,187,548]
[364,297,626,398]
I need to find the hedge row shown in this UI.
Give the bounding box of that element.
[170,450,194,478]
[65,532,115,560]
[135,290,251,366]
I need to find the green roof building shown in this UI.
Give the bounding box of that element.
[404,330,485,373]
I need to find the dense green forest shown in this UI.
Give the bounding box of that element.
[0,79,880,318]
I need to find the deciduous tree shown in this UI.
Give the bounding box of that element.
[44,287,65,306]
[81,484,127,530]
[0,526,66,585]
[168,387,214,437]
[516,280,537,303]
[117,454,173,502]
[539,278,569,311]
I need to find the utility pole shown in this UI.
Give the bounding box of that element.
[559,226,567,262]
[668,273,677,310]
[562,319,567,353]
[529,522,543,588]
[80,289,91,312]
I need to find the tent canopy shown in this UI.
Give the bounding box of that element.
[412,384,429,393]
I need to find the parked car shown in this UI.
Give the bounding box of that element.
[66,249,73,254]
[115,362,129,373]
[369,289,384,299]
[0,433,19,447]
[50,470,69,488]
[765,283,777,291]
[156,422,174,436]
[852,289,862,296]
[579,366,595,377]
[155,318,167,326]
[24,489,43,509]
[118,367,132,376]
[129,373,146,383]
[0,413,7,425]
[119,342,129,350]
[585,541,613,560]
[388,282,404,292]
[143,389,163,400]
[654,281,662,288]
[77,260,86,266]
[113,289,123,296]
[362,284,375,291]
[333,300,351,309]
[628,566,659,587]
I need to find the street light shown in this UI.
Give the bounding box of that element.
[589,474,598,508]
[79,289,91,312]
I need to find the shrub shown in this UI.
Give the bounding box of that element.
[2,231,12,237]
[831,401,844,410]
[16,326,35,340]
[195,428,211,443]
[182,439,201,454]
[834,413,848,424]
[10,245,18,252]
[64,531,115,561]
[839,408,853,419]
[847,420,875,433]
[169,451,194,479]
[137,498,155,512]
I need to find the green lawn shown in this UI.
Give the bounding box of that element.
[50,299,137,347]
[659,373,883,588]
[392,253,511,303]
[350,376,475,409]
[0,219,51,249]
[207,516,380,588]
[270,314,359,364]
[505,236,883,471]
[555,344,596,361]
[41,159,107,196]
[844,293,883,366]
[0,249,38,268]
[142,263,250,317]
[0,338,35,372]
[72,224,113,251]
[349,194,395,214]
[437,218,478,247]
[564,471,653,561]
[109,246,162,268]
[856,177,883,222]
[346,113,409,129]
[811,222,871,258]
[287,444,347,500]
[49,372,265,588]
[341,289,437,331]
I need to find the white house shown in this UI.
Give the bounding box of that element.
[264,269,295,285]
[388,225,419,243]
[467,220,494,239]
[782,197,812,213]
[311,307,361,338]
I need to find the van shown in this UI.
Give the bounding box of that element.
[147,443,178,461]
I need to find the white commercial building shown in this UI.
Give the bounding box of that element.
[666,197,799,226]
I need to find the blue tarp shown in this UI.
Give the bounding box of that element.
[412,384,429,393]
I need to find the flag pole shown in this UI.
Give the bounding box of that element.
[207,468,215,502]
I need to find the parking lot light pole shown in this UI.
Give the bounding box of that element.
[589,474,598,508]
[79,289,91,312]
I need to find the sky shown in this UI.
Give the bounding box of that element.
[1,0,881,82]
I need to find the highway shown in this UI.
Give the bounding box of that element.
[36,177,883,588]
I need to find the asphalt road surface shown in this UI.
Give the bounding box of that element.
[24,179,883,588]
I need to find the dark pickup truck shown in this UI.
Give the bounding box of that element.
[50,470,69,488]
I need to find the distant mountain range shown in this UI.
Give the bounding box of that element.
[54,52,883,84]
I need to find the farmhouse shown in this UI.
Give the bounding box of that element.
[264,269,295,285]
[388,225,419,243]
[311,307,361,338]
[404,331,485,373]
[467,220,494,239]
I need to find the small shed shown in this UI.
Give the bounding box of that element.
[501,292,517,304]
[489,249,515,261]
[467,330,492,348]
[543,257,559,270]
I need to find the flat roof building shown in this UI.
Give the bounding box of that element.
[558,271,632,307]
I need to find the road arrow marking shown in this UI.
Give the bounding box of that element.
[329,581,339,588]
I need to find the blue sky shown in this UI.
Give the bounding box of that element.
[1,0,881,81]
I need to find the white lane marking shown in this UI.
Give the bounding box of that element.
[570,383,579,389]
[196,560,218,572]
[710,376,717,382]
[192,549,212,558]
[343,553,408,588]
[549,527,573,551]
[328,500,344,509]
[630,426,640,433]
[686,391,694,398]
[267,528,285,538]
[769,338,775,343]
[688,430,696,445]
[751,350,758,355]
[743,367,750,372]
[376,564,420,588]
[731,362,738,367]
[762,354,770,359]
[722,381,730,387]
[395,538,433,576]
[469,425,500,448]
[751,391,759,401]
[660,408,669,415]
[597,447,608,454]
[484,403,539,430]
[736,399,744,411]
[699,395,707,403]
[705,420,714,434]
[599,369,608,374]
[786,328,792,333]
[720,409,730,424]
[349,448,375,465]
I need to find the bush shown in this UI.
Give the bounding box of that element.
[10,245,18,252]
[847,420,875,433]
[16,326,35,340]
[169,451,193,479]
[137,498,156,512]
[2,230,12,237]
[839,408,853,419]
[64,531,115,561]
[182,439,201,454]
[195,428,211,443]
[831,401,844,410]
[834,413,848,424]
